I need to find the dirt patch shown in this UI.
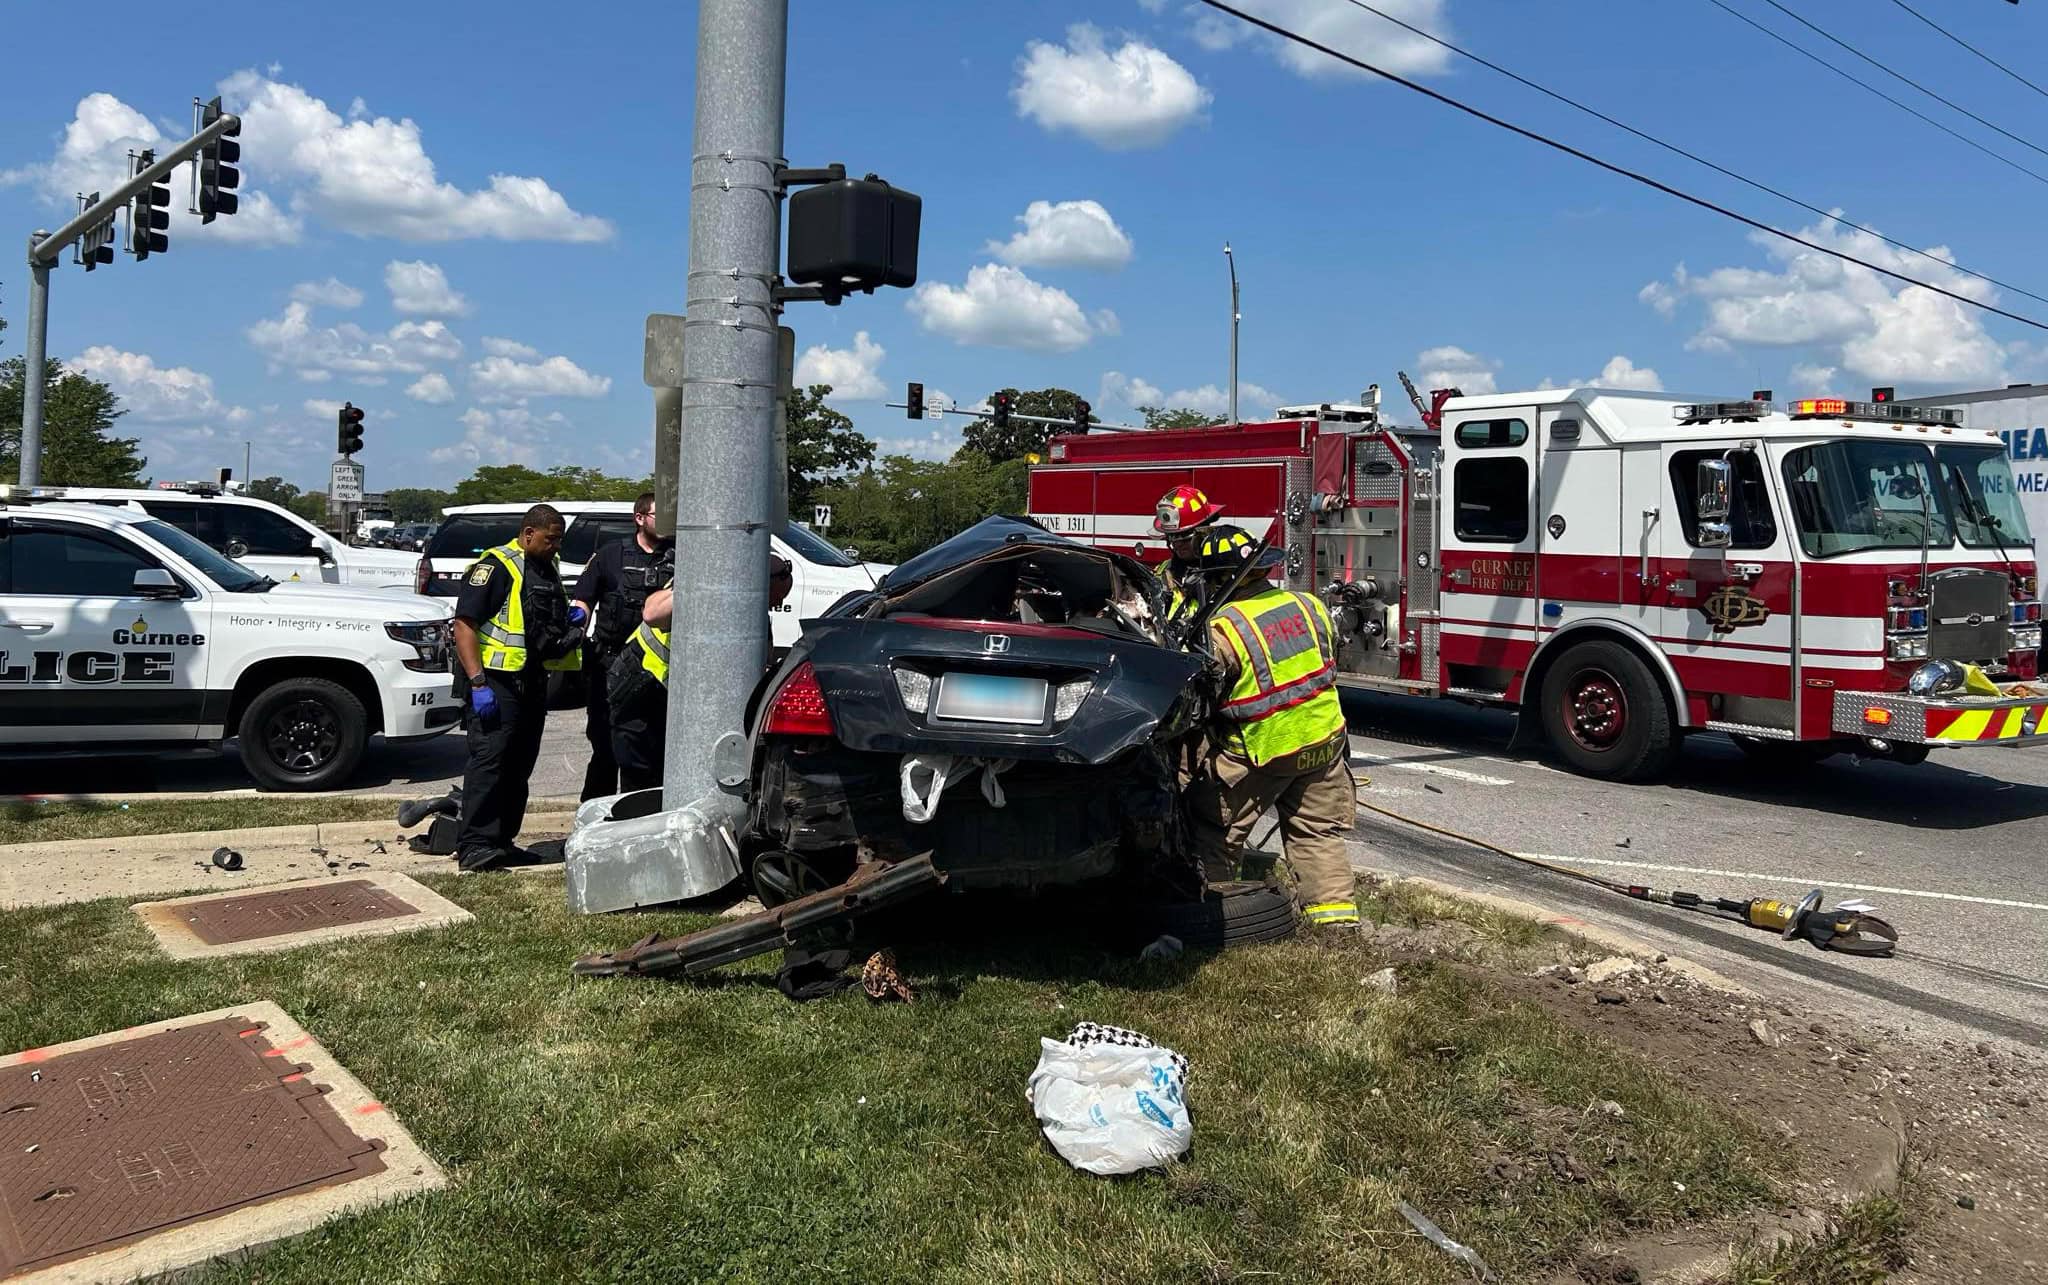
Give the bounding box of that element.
[1352,900,2048,1283]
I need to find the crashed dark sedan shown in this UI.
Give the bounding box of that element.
[741,515,1207,903]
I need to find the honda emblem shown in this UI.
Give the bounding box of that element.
[983,634,1011,654]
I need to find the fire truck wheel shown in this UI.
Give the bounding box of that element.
[1538,640,1677,781]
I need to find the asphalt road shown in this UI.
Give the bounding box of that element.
[11,693,2047,1045]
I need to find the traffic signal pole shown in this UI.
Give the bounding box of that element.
[14,108,239,487]
[659,0,788,884]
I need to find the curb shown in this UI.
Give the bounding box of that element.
[0,791,582,807]
[1359,865,1755,997]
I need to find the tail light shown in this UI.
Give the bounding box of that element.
[764,661,835,737]
[414,553,430,596]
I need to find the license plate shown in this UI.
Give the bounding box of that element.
[932,673,1048,725]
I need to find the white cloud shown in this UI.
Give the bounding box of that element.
[1013,25,1211,150]
[1416,345,1499,395]
[1789,362,1838,392]
[794,331,887,401]
[2,91,302,245]
[384,260,471,315]
[68,346,242,422]
[1641,216,2014,386]
[1099,371,1166,410]
[1165,381,1287,417]
[469,353,611,400]
[248,301,464,378]
[876,427,966,462]
[290,277,364,309]
[907,263,1117,351]
[406,372,455,404]
[1586,354,1664,391]
[214,70,612,242]
[1189,0,1454,80]
[480,336,540,360]
[987,199,1134,270]
[304,398,344,419]
[432,405,545,466]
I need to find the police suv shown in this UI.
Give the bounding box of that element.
[0,495,459,790]
[12,483,421,591]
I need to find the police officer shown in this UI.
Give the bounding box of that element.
[1152,484,1255,623]
[609,553,793,792]
[449,503,584,870]
[570,491,668,800]
[1185,541,1359,928]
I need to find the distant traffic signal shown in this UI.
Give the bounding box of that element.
[198,96,240,224]
[337,402,365,455]
[906,381,924,420]
[1071,399,1091,431]
[78,193,116,271]
[991,391,1013,430]
[1871,386,1894,404]
[130,150,171,260]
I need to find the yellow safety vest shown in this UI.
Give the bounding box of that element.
[473,543,582,674]
[1211,587,1345,767]
[624,620,670,686]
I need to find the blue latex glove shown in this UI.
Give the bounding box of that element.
[567,604,589,627]
[469,681,498,719]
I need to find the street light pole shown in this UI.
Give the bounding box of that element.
[1224,242,1240,426]
[19,240,50,486]
[660,0,788,874]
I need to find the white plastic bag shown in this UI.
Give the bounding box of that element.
[1027,1023,1191,1175]
[899,754,1017,823]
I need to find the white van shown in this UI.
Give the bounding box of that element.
[417,501,890,646]
[0,496,457,790]
[13,483,423,592]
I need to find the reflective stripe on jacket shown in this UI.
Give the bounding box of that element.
[623,620,670,686]
[1212,587,1345,766]
[475,542,583,674]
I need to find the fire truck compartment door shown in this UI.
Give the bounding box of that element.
[1439,406,1539,672]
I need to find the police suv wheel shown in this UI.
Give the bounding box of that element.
[237,677,369,792]
[1538,640,1677,781]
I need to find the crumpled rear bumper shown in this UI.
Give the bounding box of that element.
[1832,689,2048,746]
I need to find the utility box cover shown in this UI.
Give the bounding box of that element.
[644,313,685,388]
[787,178,921,294]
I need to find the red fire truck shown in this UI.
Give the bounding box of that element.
[1027,386,2045,779]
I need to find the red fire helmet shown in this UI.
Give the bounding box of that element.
[1153,484,1224,534]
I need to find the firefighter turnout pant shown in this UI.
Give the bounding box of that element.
[457,669,550,861]
[1188,738,1359,926]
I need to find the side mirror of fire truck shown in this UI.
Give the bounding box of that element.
[1696,457,1734,549]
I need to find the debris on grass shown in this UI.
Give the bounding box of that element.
[1397,1198,1502,1282]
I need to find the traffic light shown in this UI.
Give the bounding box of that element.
[1871,386,1895,404]
[906,382,924,420]
[1071,399,1091,431]
[991,391,1013,430]
[78,192,116,271]
[198,96,240,224]
[337,403,365,455]
[217,467,233,487]
[130,150,171,260]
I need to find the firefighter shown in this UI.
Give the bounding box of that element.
[450,503,584,871]
[1151,484,1255,622]
[609,552,794,793]
[1185,541,1359,928]
[570,491,669,800]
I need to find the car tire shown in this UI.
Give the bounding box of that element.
[1144,881,1300,949]
[1729,733,1838,768]
[1538,640,1678,781]
[237,677,368,792]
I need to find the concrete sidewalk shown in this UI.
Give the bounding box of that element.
[0,812,578,908]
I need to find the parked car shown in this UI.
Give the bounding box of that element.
[382,522,434,552]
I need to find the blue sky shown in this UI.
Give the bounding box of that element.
[5,0,2046,493]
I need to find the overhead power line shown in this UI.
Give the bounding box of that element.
[1188,0,2048,333]
[1335,0,2048,308]
[1889,0,2048,103]
[1702,0,2048,189]
[1753,0,2048,160]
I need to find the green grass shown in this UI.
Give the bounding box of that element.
[0,797,397,846]
[1719,1169,1922,1285]
[0,879,1786,1283]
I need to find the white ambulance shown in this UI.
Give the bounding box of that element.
[12,483,423,592]
[0,496,458,790]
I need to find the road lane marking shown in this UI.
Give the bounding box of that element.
[1524,854,2048,914]
[1348,750,1515,786]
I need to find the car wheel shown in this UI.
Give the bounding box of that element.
[1538,640,1678,781]
[1144,881,1300,949]
[1729,734,1838,767]
[238,677,368,792]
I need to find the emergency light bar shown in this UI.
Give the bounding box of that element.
[1673,400,1770,423]
[1789,398,1963,427]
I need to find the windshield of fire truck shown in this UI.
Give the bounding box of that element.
[1780,440,1954,558]
[1935,444,2033,550]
